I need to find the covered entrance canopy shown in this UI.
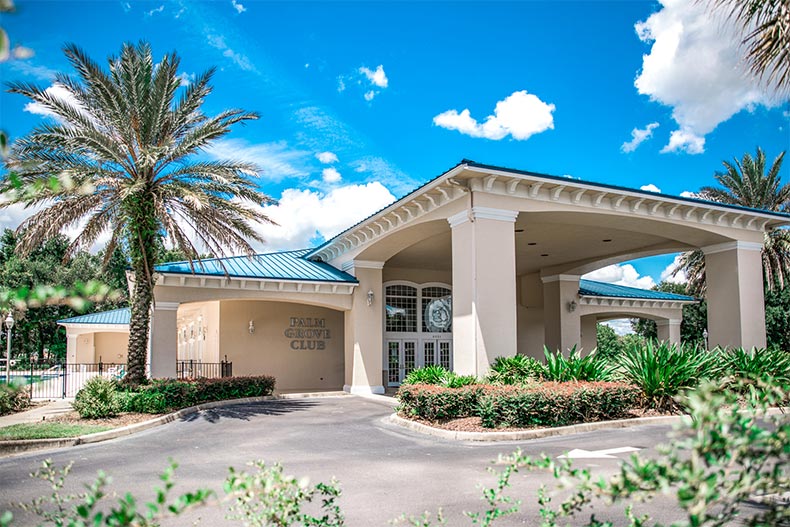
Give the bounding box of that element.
[111,159,789,394]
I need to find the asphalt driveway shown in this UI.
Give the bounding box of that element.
[0,396,689,526]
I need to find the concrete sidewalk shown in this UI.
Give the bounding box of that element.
[0,399,73,428]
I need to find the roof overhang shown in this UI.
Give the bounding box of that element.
[307,160,790,263]
[154,272,357,295]
[578,294,697,310]
[57,322,129,330]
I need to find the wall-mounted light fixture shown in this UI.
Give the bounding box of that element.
[567,301,577,313]
[248,320,255,334]
[367,290,374,306]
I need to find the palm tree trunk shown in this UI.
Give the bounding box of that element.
[125,261,152,385]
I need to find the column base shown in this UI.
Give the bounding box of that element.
[343,384,385,395]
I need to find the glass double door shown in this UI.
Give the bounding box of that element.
[386,337,452,387]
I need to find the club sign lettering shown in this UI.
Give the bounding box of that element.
[284,317,330,350]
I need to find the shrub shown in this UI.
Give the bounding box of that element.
[542,346,614,382]
[718,346,790,385]
[615,340,716,410]
[477,382,640,428]
[119,375,276,414]
[73,377,120,419]
[396,384,485,421]
[486,355,545,385]
[402,366,477,388]
[0,382,30,415]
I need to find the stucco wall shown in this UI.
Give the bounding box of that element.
[94,332,129,363]
[219,300,344,392]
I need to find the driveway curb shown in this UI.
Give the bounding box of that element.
[387,413,687,442]
[388,406,788,442]
[0,392,348,456]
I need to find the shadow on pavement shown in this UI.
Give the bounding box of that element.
[180,399,318,424]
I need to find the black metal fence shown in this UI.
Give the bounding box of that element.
[4,361,127,399]
[3,358,232,399]
[176,359,232,380]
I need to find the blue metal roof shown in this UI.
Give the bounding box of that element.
[154,249,358,283]
[579,279,696,302]
[58,307,131,325]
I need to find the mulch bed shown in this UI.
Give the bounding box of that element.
[403,408,675,433]
[47,411,157,428]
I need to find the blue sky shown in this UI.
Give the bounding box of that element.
[1,0,789,292]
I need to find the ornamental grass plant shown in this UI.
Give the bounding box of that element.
[542,345,615,382]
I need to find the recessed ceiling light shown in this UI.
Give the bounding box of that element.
[541,253,549,257]
[527,242,537,246]
[603,239,612,242]
[515,229,524,233]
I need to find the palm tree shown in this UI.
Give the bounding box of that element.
[701,0,790,95]
[673,148,789,295]
[1,42,274,384]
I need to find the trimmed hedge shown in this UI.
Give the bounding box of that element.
[478,382,640,428]
[397,381,640,428]
[0,383,30,416]
[117,375,276,414]
[397,384,486,421]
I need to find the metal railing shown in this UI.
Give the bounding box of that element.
[3,360,127,399]
[176,359,232,380]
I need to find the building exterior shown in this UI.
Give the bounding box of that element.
[59,161,790,393]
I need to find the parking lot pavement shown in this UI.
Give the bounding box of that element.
[0,396,687,526]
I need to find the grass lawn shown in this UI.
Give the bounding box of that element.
[0,422,112,440]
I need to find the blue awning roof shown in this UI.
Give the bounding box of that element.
[579,279,696,302]
[154,249,358,283]
[58,307,131,325]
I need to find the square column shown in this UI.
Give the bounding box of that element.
[541,274,582,354]
[342,261,384,394]
[449,207,518,377]
[149,301,179,378]
[656,319,681,346]
[580,315,598,356]
[703,241,766,349]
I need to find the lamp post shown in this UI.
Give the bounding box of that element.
[4,312,14,386]
[702,328,708,350]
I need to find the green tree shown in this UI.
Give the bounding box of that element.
[765,285,790,351]
[594,323,622,360]
[1,42,274,384]
[630,281,708,346]
[673,148,789,294]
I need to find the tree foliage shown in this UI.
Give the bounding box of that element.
[1,42,274,383]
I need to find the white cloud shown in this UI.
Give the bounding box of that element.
[204,139,310,181]
[621,122,659,152]
[659,254,688,284]
[207,34,255,72]
[679,190,698,198]
[660,129,705,154]
[251,183,396,252]
[337,77,346,92]
[364,90,376,101]
[634,0,786,154]
[146,4,164,16]
[23,83,83,121]
[583,263,656,290]
[359,65,388,88]
[315,151,338,164]
[350,156,418,196]
[433,90,555,141]
[640,184,661,193]
[231,0,246,13]
[602,319,635,336]
[176,72,195,87]
[322,167,341,183]
[8,61,58,81]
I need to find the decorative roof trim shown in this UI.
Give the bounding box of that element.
[578,295,696,310]
[59,323,129,330]
[155,273,357,295]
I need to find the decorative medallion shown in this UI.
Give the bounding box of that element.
[424,296,452,332]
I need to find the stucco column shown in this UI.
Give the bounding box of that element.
[542,274,582,354]
[703,241,766,349]
[580,315,598,356]
[66,334,78,364]
[342,261,384,394]
[449,207,518,377]
[656,319,681,346]
[149,301,179,378]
